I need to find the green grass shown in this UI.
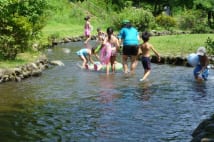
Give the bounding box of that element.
[0,52,41,68]
[150,34,214,57]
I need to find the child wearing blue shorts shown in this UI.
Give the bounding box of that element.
[193,47,210,81]
[139,31,161,82]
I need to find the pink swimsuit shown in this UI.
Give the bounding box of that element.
[100,43,112,64]
[84,22,91,37]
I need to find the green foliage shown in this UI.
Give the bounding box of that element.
[177,9,213,33]
[46,0,80,24]
[178,10,198,30]
[205,37,214,55]
[192,23,212,33]
[155,14,177,30]
[0,0,48,60]
[112,7,155,31]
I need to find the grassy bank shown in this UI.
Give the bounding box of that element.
[151,34,214,57]
[0,51,41,68]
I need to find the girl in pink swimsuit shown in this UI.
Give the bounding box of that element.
[105,27,120,73]
[98,27,120,74]
[84,16,92,45]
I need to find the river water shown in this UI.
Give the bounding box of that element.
[0,42,214,142]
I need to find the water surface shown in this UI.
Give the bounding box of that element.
[0,42,213,142]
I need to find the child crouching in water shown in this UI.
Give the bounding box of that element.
[139,31,161,82]
[194,47,210,81]
[76,48,97,69]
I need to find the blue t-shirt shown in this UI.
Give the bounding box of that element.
[76,48,88,56]
[118,27,139,46]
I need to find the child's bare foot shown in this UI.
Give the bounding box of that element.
[94,64,97,71]
[85,64,89,70]
[96,64,102,71]
[139,78,144,82]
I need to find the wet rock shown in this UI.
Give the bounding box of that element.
[31,69,42,77]
[191,115,214,142]
[49,60,64,66]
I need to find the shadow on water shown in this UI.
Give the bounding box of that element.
[0,41,214,141]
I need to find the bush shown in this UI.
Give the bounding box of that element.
[192,23,212,33]
[155,14,177,30]
[205,37,214,55]
[0,0,48,60]
[112,7,156,31]
[178,10,212,33]
[178,10,198,30]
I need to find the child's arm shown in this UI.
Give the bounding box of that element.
[150,45,161,62]
[94,53,100,60]
[89,22,93,31]
[88,54,94,64]
[115,38,120,52]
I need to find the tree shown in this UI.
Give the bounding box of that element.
[0,0,48,60]
[194,0,214,28]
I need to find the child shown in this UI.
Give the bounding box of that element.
[96,28,106,44]
[104,27,120,73]
[94,28,106,57]
[139,31,161,82]
[84,16,92,45]
[193,47,209,81]
[96,27,120,74]
[76,48,96,69]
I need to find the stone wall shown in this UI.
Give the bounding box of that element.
[0,55,64,83]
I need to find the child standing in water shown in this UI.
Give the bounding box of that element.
[139,31,161,82]
[194,47,210,81]
[104,27,120,73]
[94,28,106,56]
[96,28,106,44]
[84,16,92,45]
[96,27,120,74]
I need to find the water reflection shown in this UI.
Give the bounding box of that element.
[138,81,153,101]
[98,74,121,104]
[192,81,207,98]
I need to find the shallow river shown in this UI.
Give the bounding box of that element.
[0,42,214,142]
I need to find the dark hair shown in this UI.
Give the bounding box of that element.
[91,47,95,54]
[84,16,90,21]
[123,21,132,28]
[97,28,101,32]
[126,22,132,28]
[142,31,151,42]
[106,27,113,41]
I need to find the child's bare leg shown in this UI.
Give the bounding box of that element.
[106,63,110,75]
[195,76,203,82]
[84,36,91,44]
[79,56,86,69]
[122,55,129,73]
[140,70,151,81]
[111,56,116,72]
[130,56,138,74]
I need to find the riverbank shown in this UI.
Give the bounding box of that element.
[0,55,64,83]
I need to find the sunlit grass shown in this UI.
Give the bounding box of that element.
[150,34,214,57]
[0,51,41,68]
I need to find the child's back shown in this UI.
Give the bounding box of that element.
[141,42,152,57]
